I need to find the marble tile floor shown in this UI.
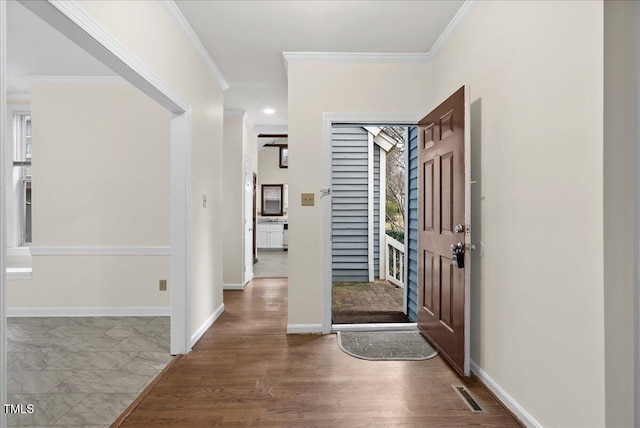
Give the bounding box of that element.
[6,316,172,427]
[253,249,288,277]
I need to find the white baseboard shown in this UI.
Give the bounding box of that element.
[470,360,542,428]
[223,283,245,290]
[190,303,225,348]
[287,323,323,334]
[6,306,170,317]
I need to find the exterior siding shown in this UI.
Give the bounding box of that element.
[407,126,418,321]
[332,126,369,282]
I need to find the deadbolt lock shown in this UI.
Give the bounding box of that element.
[454,224,465,233]
[451,242,465,269]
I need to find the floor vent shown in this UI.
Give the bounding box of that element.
[452,385,485,413]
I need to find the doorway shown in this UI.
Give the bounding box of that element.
[254,140,288,278]
[1,2,194,424]
[330,124,411,325]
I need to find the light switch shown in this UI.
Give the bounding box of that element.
[159,280,167,291]
[203,194,207,208]
[301,193,315,206]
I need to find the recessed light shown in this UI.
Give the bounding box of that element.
[262,107,276,115]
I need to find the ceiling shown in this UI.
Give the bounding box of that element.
[6,0,116,97]
[177,0,465,126]
[6,0,465,127]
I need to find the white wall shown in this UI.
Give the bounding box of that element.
[287,61,432,326]
[223,114,244,286]
[431,1,605,426]
[257,145,288,214]
[222,112,257,286]
[603,1,638,426]
[74,0,225,337]
[7,82,170,310]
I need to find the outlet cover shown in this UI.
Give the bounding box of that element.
[159,280,167,291]
[301,193,315,206]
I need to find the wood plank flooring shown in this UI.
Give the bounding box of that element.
[118,278,521,427]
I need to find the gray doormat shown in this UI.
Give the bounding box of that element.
[337,331,438,361]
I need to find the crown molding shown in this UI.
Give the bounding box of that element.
[282,0,480,74]
[428,0,480,59]
[27,75,126,85]
[158,0,229,91]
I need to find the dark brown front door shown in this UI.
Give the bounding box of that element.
[417,86,470,376]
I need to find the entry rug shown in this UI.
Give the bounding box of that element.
[337,331,438,361]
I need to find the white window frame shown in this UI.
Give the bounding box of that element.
[5,103,31,253]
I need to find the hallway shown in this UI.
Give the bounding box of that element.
[117,278,520,427]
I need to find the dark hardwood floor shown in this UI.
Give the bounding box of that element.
[118,278,521,427]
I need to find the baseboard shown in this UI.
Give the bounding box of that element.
[287,323,323,334]
[190,303,225,348]
[223,283,245,290]
[471,360,542,428]
[6,306,171,317]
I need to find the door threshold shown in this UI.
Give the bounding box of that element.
[331,322,418,333]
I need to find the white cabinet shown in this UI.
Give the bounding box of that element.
[257,229,270,248]
[257,223,284,249]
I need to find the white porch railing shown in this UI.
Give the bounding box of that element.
[384,234,405,288]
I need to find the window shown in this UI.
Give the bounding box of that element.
[13,113,32,245]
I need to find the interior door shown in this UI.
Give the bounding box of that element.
[417,86,471,376]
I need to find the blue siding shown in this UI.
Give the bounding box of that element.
[407,126,418,321]
[332,126,369,282]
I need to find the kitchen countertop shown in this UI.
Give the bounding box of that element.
[257,217,288,224]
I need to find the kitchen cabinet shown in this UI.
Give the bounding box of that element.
[257,223,284,249]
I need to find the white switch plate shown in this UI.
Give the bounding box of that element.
[203,194,207,208]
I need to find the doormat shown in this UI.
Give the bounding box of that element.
[332,310,410,324]
[337,331,438,361]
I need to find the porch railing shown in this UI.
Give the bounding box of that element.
[384,234,405,288]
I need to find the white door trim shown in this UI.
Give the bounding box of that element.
[0,1,8,426]
[11,1,192,358]
[321,113,423,334]
[379,149,386,280]
[635,5,640,424]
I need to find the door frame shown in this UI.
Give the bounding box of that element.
[321,113,423,334]
[0,5,193,413]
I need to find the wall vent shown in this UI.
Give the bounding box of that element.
[452,385,485,413]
